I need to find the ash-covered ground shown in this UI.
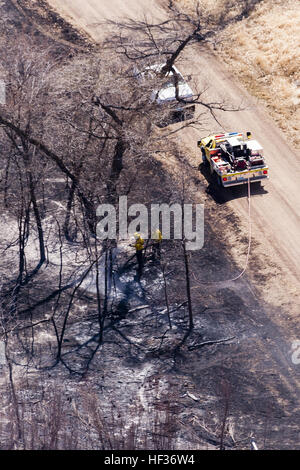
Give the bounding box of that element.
[0,0,299,450]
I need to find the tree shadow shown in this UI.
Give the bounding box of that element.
[199,163,268,204]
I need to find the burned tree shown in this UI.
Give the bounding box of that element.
[102,1,264,122]
[0,0,255,377]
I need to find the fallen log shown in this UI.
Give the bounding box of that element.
[188,336,235,351]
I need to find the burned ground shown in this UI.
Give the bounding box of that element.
[1,144,299,449]
[0,0,299,451]
[7,0,91,51]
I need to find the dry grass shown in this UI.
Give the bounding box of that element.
[173,0,300,147]
[174,0,226,14]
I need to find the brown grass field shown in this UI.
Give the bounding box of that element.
[173,0,300,147]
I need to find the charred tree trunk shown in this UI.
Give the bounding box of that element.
[161,24,202,76]
[183,239,194,331]
[64,121,93,241]
[107,136,126,203]
[63,178,77,241]
[22,147,46,282]
[26,172,46,278]
[16,203,30,289]
[92,97,126,204]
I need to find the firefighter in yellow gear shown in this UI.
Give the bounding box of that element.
[134,232,144,251]
[133,232,144,276]
[246,131,252,140]
[152,229,162,260]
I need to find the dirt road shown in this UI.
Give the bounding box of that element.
[46,0,165,37]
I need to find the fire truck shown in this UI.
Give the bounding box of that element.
[198,132,269,187]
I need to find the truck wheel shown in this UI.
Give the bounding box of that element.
[201,148,207,164]
[217,175,222,186]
